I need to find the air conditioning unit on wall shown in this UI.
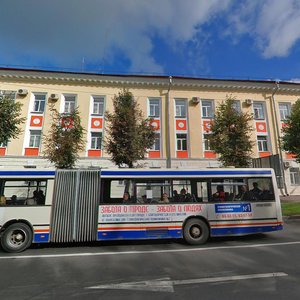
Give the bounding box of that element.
[17,89,28,96]
[192,97,200,104]
[245,99,253,105]
[283,161,290,168]
[49,93,59,101]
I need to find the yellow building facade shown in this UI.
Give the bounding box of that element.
[0,68,300,194]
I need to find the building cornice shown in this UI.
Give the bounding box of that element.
[1,68,300,94]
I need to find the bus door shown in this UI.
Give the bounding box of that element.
[50,170,101,243]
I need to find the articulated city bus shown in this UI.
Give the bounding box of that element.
[0,168,283,253]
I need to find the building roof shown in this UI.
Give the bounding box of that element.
[1,67,300,93]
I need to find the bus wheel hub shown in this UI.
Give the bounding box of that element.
[191,226,201,238]
[12,232,24,243]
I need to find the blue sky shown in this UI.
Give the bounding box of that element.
[1,0,300,81]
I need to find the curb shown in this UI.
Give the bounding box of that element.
[283,215,300,220]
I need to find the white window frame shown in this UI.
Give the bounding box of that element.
[176,133,187,151]
[0,90,16,100]
[148,98,160,117]
[29,130,41,148]
[64,95,76,114]
[279,103,291,121]
[203,134,211,151]
[92,96,105,116]
[201,100,214,118]
[232,100,241,112]
[257,136,268,152]
[253,102,265,120]
[91,132,102,150]
[290,168,300,185]
[33,94,46,113]
[151,133,160,151]
[175,99,187,118]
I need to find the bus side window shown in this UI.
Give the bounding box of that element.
[135,180,171,204]
[2,179,48,206]
[104,179,135,204]
[172,180,193,203]
[248,178,275,201]
[196,181,208,202]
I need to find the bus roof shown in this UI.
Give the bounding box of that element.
[100,168,274,178]
[0,168,274,179]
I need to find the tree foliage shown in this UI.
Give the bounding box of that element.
[43,106,85,169]
[0,94,25,145]
[105,89,155,168]
[282,99,300,163]
[209,96,254,167]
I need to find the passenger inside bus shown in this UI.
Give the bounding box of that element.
[37,190,46,205]
[250,182,262,200]
[179,188,191,202]
[24,191,38,205]
[173,190,179,202]
[123,192,135,204]
[11,195,17,205]
[160,193,170,203]
[212,185,225,201]
[236,185,253,201]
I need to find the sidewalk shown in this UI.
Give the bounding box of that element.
[280,195,300,203]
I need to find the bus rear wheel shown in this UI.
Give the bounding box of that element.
[183,218,209,245]
[1,223,33,253]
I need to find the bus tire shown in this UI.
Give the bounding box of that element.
[1,223,33,253]
[183,218,209,245]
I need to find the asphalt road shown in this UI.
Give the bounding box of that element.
[0,218,299,300]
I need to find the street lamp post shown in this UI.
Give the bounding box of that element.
[166,76,172,169]
[271,82,288,195]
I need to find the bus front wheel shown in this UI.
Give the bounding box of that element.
[183,218,209,245]
[1,223,33,253]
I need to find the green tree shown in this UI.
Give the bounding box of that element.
[209,96,254,167]
[105,89,155,168]
[0,94,25,145]
[43,106,85,169]
[282,99,300,163]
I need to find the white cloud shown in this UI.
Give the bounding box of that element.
[227,0,300,58]
[0,0,231,73]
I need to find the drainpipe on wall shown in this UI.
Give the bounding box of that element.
[166,76,172,169]
[271,81,288,195]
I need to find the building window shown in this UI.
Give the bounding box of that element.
[0,90,16,100]
[279,103,291,121]
[176,133,187,151]
[257,136,268,152]
[290,168,300,185]
[91,132,102,150]
[253,102,265,120]
[92,96,104,116]
[201,100,214,118]
[64,95,76,113]
[151,133,160,151]
[203,134,212,151]
[232,100,241,112]
[29,130,41,148]
[149,98,160,117]
[33,94,46,113]
[175,99,187,117]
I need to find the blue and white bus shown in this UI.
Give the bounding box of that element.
[0,168,283,252]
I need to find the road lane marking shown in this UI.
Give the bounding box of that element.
[87,277,174,292]
[0,241,300,259]
[86,272,288,292]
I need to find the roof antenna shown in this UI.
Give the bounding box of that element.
[81,57,85,72]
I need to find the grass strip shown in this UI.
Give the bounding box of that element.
[281,202,300,216]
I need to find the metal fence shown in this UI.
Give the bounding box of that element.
[252,154,283,188]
